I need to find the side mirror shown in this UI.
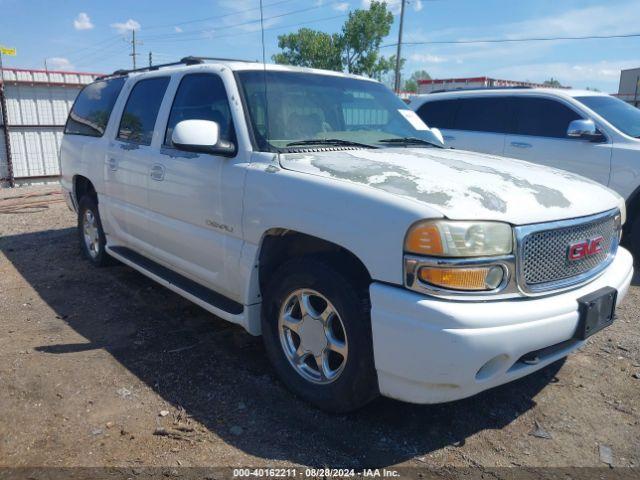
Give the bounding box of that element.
[171,119,235,155]
[567,119,605,142]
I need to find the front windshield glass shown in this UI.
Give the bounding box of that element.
[575,95,640,138]
[236,70,443,151]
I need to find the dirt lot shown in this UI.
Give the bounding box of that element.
[0,187,639,474]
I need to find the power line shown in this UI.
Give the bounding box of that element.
[139,2,344,42]
[142,12,349,45]
[382,32,640,48]
[142,0,297,31]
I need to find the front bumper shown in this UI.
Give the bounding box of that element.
[370,247,634,404]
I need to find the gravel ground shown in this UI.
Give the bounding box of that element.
[0,186,638,474]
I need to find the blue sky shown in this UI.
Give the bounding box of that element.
[1,0,639,92]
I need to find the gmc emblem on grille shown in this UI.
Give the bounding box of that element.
[567,236,605,261]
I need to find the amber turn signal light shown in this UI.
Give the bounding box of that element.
[418,265,504,291]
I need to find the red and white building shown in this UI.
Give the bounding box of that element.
[0,67,102,187]
[416,76,554,95]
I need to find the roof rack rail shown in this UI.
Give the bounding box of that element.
[429,86,533,94]
[98,56,256,80]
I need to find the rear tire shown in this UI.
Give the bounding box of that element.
[262,256,379,413]
[78,195,112,267]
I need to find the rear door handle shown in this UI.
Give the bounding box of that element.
[107,158,118,171]
[150,164,165,181]
[510,141,532,149]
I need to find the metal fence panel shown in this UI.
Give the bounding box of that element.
[9,128,62,178]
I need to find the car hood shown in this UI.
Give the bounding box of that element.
[279,147,622,225]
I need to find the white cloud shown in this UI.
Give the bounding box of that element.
[73,12,94,30]
[174,26,183,33]
[46,57,74,70]
[110,19,141,34]
[333,2,349,12]
[490,60,639,91]
[410,53,448,63]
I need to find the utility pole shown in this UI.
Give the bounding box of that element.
[394,0,406,93]
[129,30,142,69]
[148,51,153,68]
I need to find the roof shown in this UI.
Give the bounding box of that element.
[101,57,376,83]
[410,87,610,102]
[0,67,103,87]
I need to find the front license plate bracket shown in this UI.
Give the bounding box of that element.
[574,286,617,340]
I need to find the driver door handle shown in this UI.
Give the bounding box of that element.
[150,164,165,181]
[107,157,118,171]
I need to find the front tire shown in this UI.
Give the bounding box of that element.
[78,195,112,267]
[262,257,378,412]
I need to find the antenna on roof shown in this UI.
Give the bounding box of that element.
[259,0,271,151]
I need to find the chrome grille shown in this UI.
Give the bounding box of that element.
[517,210,620,293]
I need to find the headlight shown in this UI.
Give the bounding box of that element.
[405,220,513,257]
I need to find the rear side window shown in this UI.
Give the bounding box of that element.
[416,99,457,129]
[117,77,170,145]
[164,73,234,146]
[511,97,582,138]
[453,97,510,134]
[65,77,126,137]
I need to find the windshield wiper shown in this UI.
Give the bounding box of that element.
[378,137,439,147]
[285,138,377,149]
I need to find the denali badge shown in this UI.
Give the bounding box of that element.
[568,236,604,261]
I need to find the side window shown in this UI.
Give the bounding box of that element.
[117,77,170,145]
[453,97,510,134]
[65,77,126,137]
[512,97,582,138]
[416,99,457,129]
[164,73,234,146]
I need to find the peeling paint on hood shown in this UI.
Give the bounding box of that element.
[279,147,622,225]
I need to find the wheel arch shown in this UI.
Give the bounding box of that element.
[256,228,372,298]
[73,174,97,205]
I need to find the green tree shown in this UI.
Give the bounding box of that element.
[340,0,394,77]
[272,28,342,71]
[403,69,431,93]
[543,77,563,88]
[272,1,395,79]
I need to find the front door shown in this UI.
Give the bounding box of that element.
[503,97,612,186]
[145,72,246,300]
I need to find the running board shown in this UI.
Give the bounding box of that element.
[106,246,255,331]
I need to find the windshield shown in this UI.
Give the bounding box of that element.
[236,70,444,151]
[575,95,640,138]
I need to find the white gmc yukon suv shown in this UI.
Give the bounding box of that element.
[60,57,633,412]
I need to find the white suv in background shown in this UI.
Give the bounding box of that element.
[410,89,640,250]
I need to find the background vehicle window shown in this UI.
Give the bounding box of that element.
[416,99,458,129]
[164,73,235,146]
[64,77,126,137]
[117,77,170,145]
[453,97,509,133]
[575,95,640,138]
[512,97,581,138]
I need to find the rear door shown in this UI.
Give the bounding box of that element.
[503,96,612,185]
[448,96,510,155]
[416,97,510,155]
[103,76,170,251]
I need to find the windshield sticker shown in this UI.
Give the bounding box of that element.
[398,109,429,131]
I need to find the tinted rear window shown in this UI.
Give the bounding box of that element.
[416,99,457,129]
[64,77,126,137]
[453,97,510,134]
[511,97,582,138]
[117,77,170,145]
